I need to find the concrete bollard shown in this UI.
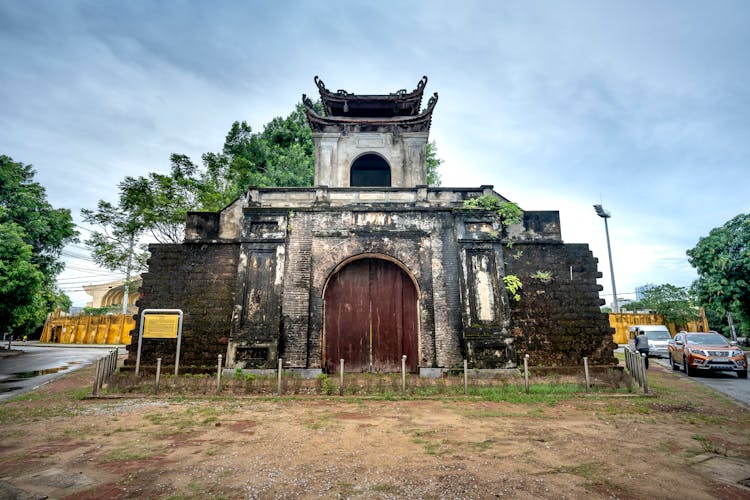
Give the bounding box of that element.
[277,358,283,395]
[217,354,223,392]
[339,359,344,396]
[155,357,162,395]
[524,354,530,394]
[92,358,102,396]
[401,355,407,393]
[583,357,590,393]
[463,359,468,396]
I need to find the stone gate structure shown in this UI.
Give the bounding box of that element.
[129,77,616,374]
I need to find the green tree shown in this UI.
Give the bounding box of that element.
[622,283,698,328]
[84,100,445,275]
[687,214,750,333]
[0,155,76,336]
[201,101,322,207]
[426,141,442,187]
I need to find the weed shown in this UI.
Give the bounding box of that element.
[553,462,602,480]
[530,270,553,283]
[503,274,523,301]
[101,448,155,462]
[371,483,400,494]
[691,434,727,455]
[471,439,494,450]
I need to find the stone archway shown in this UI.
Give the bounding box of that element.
[323,257,418,373]
[350,153,391,186]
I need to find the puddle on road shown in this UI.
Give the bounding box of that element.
[0,364,74,391]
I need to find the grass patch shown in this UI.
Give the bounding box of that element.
[470,438,495,450]
[305,411,335,430]
[553,462,602,480]
[101,448,156,462]
[691,434,727,455]
[371,483,400,494]
[468,382,582,403]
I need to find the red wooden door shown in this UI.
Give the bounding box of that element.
[324,258,417,373]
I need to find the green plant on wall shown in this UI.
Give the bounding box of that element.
[503,274,522,302]
[463,194,523,228]
[530,270,553,284]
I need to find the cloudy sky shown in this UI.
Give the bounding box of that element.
[2,0,749,307]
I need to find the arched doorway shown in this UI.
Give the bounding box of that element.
[324,258,418,373]
[350,154,391,187]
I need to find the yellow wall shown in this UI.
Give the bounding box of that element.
[609,309,709,344]
[40,312,134,345]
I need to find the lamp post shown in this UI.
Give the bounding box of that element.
[594,204,619,313]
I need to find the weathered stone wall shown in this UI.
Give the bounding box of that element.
[127,242,239,369]
[136,194,616,372]
[286,208,450,370]
[504,242,617,366]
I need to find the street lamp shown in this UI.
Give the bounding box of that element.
[593,204,619,313]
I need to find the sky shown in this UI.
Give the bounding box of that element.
[2,0,749,308]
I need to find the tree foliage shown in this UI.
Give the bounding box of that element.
[621,283,698,328]
[84,100,445,272]
[687,213,750,333]
[0,155,76,335]
[426,141,442,187]
[463,194,523,227]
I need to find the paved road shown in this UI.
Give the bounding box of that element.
[0,344,120,402]
[653,357,750,407]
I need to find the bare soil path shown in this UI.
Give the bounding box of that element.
[1,363,749,499]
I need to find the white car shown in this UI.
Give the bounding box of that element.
[629,325,672,358]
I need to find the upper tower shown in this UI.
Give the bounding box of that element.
[303,76,438,188]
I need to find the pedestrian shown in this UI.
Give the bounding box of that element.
[634,328,650,369]
[22,335,27,343]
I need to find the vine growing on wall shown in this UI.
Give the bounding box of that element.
[503,274,523,302]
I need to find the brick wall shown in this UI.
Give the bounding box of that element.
[126,242,239,370]
[504,242,617,366]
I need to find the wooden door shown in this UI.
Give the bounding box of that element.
[324,258,417,373]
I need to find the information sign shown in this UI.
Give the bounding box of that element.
[143,314,179,339]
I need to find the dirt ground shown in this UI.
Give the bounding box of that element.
[1,362,749,499]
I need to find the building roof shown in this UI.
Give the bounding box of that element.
[303,76,438,134]
[314,75,429,118]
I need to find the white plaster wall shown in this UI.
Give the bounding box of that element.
[312,131,428,188]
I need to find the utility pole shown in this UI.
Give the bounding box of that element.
[594,204,619,313]
[122,233,135,315]
[727,312,737,342]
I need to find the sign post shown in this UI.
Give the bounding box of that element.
[135,309,184,378]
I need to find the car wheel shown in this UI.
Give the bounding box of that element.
[739,370,748,380]
[669,354,679,370]
[684,360,692,377]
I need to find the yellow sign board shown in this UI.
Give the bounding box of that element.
[143,314,179,339]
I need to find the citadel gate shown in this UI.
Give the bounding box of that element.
[324,258,418,373]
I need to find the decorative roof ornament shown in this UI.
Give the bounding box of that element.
[425,92,438,111]
[312,75,431,119]
[390,76,427,97]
